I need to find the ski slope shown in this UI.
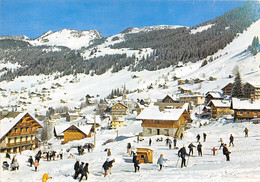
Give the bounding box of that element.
[1,118,260,182]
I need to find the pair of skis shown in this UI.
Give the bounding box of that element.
[176,155,190,168]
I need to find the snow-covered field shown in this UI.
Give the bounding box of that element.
[1,118,260,182]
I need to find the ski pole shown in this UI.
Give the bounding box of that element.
[187,155,190,166]
[176,156,180,168]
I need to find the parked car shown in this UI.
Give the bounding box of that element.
[102,139,115,145]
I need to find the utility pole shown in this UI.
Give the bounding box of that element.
[94,115,96,148]
[199,105,201,123]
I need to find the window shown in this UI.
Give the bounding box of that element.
[148,128,152,134]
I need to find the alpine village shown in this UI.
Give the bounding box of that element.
[0,1,260,182]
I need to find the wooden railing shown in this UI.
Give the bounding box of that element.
[6,140,37,147]
[8,131,37,136]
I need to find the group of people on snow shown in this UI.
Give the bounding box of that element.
[74,159,89,181]
[2,127,250,180]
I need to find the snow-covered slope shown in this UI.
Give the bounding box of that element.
[1,116,260,182]
[82,25,185,60]
[127,25,185,34]
[0,20,259,115]
[28,29,102,50]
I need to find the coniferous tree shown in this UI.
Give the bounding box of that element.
[232,70,244,98]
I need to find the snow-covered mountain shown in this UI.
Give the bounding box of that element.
[0,19,259,115]
[28,29,103,50]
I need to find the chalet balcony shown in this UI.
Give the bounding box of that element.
[6,139,37,147]
[8,130,37,136]
[16,123,31,127]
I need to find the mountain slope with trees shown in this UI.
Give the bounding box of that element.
[0,1,259,81]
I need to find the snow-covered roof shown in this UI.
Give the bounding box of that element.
[182,103,190,110]
[0,112,43,139]
[232,98,260,110]
[136,105,185,121]
[179,94,204,98]
[245,82,260,88]
[54,124,70,136]
[73,125,92,136]
[208,100,231,108]
[62,124,92,136]
[206,91,224,99]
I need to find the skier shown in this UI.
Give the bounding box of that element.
[219,138,224,149]
[180,133,183,140]
[173,136,177,148]
[11,155,16,170]
[59,149,63,160]
[36,150,42,161]
[197,142,203,157]
[13,159,19,170]
[165,138,170,145]
[203,133,207,142]
[223,144,231,161]
[212,147,217,156]
[178,145,188,168]
[107,149,111,156]
[79,163,89,181]
[127,143,132,154]
[102,158,115,177]
[6,152,11,159]
[74,159,80,179]
[133,154,140,172]
[149,138,152,146]
[34,159,39,172]
[196,134,200,142]
[157,154,167,171]
[188,142,195,156]
[229,134,234,147]
[244,127,249,137]
[42,173,52,182]
[28,156,34,167]
[46,151,50,161]
[169,139,172,149]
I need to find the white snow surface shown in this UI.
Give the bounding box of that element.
[190,24,214,34]
[1,118,260,182]
[129,25,185,33]
[28,29,102,50]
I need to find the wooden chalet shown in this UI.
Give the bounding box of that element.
[243,82,260,99]
[155,95,185,111]
[110,120,124,129]
[221,83,233,96]
[231,98,260,121]
[205,91,224,104]
[136,106,192,138]
[110,103,128,116]
[207,100,233,119]
[62,124,92,144]
[178,87,192,94]
[179,95,205,105]
[0,112,43,153]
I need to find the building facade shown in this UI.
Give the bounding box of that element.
[136,106,191,138]
[0,112,43,153]
[243,82,260,99]
[231,98,260,121]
